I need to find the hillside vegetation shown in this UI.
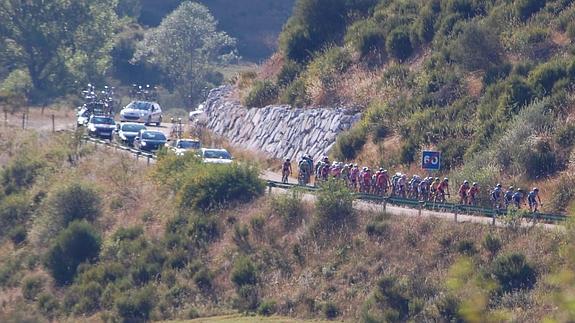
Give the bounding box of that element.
[243,0,575,212]
[2,129,575,322]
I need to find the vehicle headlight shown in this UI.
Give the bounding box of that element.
[141,141,147,146]
[140,112,146,117]
[88,125,96,131]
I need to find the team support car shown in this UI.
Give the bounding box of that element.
[119,101,163,126]
[199,148,233,164]
[114,122,146,146]
[170,139,201,156]
[134,130,168,152]
[87,115,116,140]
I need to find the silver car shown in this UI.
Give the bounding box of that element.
[119,101,163,126]
[199,148,233,164]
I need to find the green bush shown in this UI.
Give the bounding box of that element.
[193,268,213,291]
[386,27,413,61]
[277,60,302,87]
[482,233,502,257]
[257,299,277,316]
[548,174,575,213]
[21,275,44,301]
[279,77,310,107]
[528,61,567,96]
[231,256,258,287]
[450,23,502,71]
[362,276,410,322]
[331,125,367,161]
[71,281,103,315]
[8,225,26,246]
[516,0,547,21]
[0,194,31,240]
[187,215,219,247]
[345,19,386,57]
[46,182,102,226]
[271,189,304,227]
[522,140,561,179]
[315,179,355,228]
[366,221,389,238]
[457,240,477,256]
[37,292,60,318]
[177,163,264,211]
[323,301,340,319]
[243,80,279,108]
[1,156,46,195]
[115,287,156,323]
[492,253,537,293]
[280,22,314,63]
[45,221,102,285]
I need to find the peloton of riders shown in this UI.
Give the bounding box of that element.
[284,155,543,212]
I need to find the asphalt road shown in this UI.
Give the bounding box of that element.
[8,111,563,231]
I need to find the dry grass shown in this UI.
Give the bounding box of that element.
[193,188,567,321]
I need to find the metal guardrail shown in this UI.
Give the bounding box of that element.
[81,135,157,162]
[78,137,567,224]
[266,180,568,224]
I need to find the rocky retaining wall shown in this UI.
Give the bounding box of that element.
[202,85,362,162]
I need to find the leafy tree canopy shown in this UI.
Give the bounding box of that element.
[132,1,237,106]
[0,0,119,102]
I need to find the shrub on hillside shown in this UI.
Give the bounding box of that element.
[548,174,575,213]
[280,22,314,63]
[114,287,156,323]
[386,27,413,61]
[528,61,567,96]
[46,182,102,226]
[257,299,277,316]
[450,23,502,71]
[45,221,101,285]
[362,276,410,322]
[22,275,45,301]
[315,179,355,229]
[413,8,436,43]
[516,0,547,21]
[522,140,562,179]
[271,189,305,228]
[331,125,367,161]
[231,256,258,287]
[0,193,31,240]
[345,19,386,57]
[243,80,279,108]
[491,253,537,293]
[277,60,302,87]
[1,156,46,195]
[280,77,310,107]
[177,163,264,211]
[482,233,502,257]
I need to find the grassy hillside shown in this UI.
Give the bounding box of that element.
[139,0,295,61]
[2,128,575,322]
[242,0,575,212]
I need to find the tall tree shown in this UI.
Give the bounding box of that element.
[0,0,119,101]
[133,1,237,106]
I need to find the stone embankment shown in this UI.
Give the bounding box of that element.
[201,85,362,161]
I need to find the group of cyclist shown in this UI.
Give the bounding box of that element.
[281,155,543,212]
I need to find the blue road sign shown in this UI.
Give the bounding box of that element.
[422,151,441,171]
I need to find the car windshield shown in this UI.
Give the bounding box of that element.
[141,131,166,140]
[121,124,146,132]
[203,150,231,159]
[129,101,153,111]
[92,117,114,125]
[178,140,201,149]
